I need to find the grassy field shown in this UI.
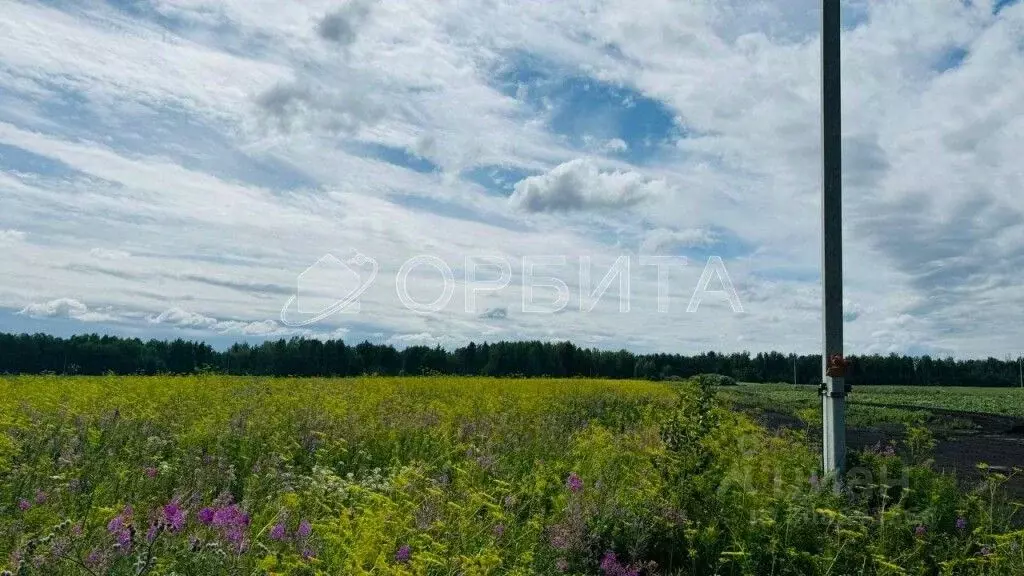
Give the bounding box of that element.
[1,375,1023,575]
[722,383,1024,432]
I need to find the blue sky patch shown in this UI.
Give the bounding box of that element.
[0,143,82,180]
[462,164,538,196]
[37,0,281,60]
[352,142,440,174]
[5,82,318,192]
[994,0,1020,15]
[935,47,969,73]
[388,194,525,231]
[494,53,684,163]
[671,227,756,262]
[841,1,871,30]
[751,267,820,284]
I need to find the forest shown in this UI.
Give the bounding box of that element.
[0,332,1021,386]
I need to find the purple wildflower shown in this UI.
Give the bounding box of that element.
[599,551,644,576]
[395,544,411,563]
[17,499,30,511]
[85,548,103,569]
[145,523,159,543]
[566,472,583,494]
[116,528,132,550]
[600,551,620,574]
[34,490,47,505]
[269,522,287,541]
[212,505,243,527]
[198,504,251,550]
[144,467,158,479]
[163,501,186,532]
[956,517,968,531]
[492,523,506,538]
[107,515,124,534]
[107,505,134,550]
[301,547,316,560]
[197,507,215,525]
[555,558,569,572]
[915,524,927,537]
[297,519,312,539]
[225,527,245,546]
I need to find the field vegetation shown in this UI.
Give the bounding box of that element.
[0,376,1022,575]
[723,384,1024,433]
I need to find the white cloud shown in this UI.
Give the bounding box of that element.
[90,248,132,260]
[151,307,220,329]
[0,230,26,244]
[18,298,114,322]
[509,158,665,213]
[602,138,629,154]
[640,228,716,254]
[151,308,300,337]
[1,0,1022,357]
[237,319,286,336]
[389,332,470,349]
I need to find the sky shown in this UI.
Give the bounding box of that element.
[0,0,1022,357]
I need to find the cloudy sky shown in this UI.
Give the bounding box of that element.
[1,0,1022,357]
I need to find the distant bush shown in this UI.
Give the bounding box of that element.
[693,373,738,387]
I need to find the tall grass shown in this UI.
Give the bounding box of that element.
[0,375,1020,575]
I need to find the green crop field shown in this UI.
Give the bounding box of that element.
[722,384,1024,432]
[1,376,1022,575]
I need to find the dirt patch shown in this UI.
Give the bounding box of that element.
[739,404,1024,499]
[853,401,1024,436]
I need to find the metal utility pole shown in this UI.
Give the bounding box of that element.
[820,0,846,477]
[1018,356,1022,388]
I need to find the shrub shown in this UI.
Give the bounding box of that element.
[693,373,738,387]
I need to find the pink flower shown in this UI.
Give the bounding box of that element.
[17,499,31,511]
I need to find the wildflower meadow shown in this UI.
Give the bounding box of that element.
[0,375,1021,575]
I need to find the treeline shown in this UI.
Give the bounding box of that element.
[0,332,1021,386]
